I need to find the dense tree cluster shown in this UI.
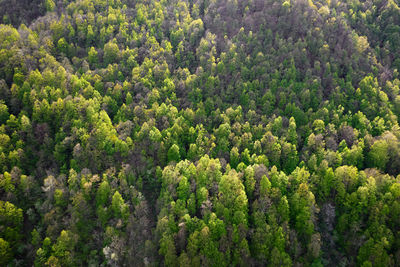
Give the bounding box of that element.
[0,0,400,265]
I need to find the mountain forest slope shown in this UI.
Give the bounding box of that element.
[1,0,400,266]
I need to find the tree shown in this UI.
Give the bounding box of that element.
[230,147,240,168]
[0,201,23,244]
[217,170,248,225]
[0,238,11,265]
[288,117,297,147]
[244,166,256,199]
[177,176,190,201]
[45,0,55,12]
[111,191,128,219]
[96,180,110,207]
[368,140,389,171]
[168,144,180,163]
[51,230,77,266]
[88,47,98,66]
[159,233,177,267]
[57,38,68,55]
[290,183,316,244]
[104,40,120,65]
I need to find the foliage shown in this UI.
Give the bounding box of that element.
[0,0,399,265]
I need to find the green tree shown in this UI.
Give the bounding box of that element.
[217,170,248,225]
[45,0,55,12]
[104,40,119,65]
[96,180,110,207]
[368,140,389,171]
[88,47,98,66]
[168,144,181,163]
[0,238,11,265]
[111,191,128,219]
[51,230,77,266]
[230,147,240,168]
[177,176,190,201]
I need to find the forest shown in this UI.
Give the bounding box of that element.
[0,0,400,266]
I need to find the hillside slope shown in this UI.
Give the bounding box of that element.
[0,0,400,266]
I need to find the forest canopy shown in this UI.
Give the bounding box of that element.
[1,0,400,266]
